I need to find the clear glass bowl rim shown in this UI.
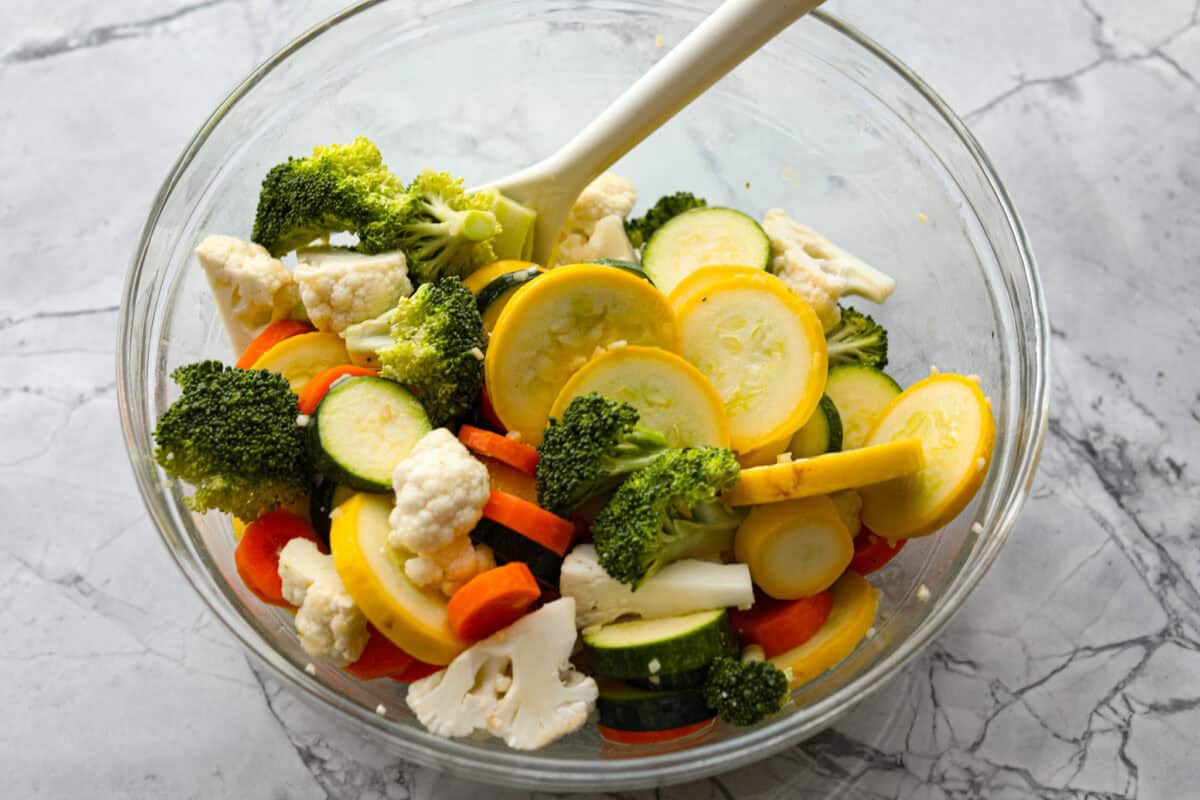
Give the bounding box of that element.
[116,0,1049,791]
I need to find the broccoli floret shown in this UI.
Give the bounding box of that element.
[536,393,671,516]
[624,191,708,248]
[359,277,486,427]
[825,306,889,369]
[153,361,309,520]
[591,448,743,587]
[703,656,790,726]
[251,137,408,257]
[386,169,500,284]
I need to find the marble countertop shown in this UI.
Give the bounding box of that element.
[4,0,1198,797]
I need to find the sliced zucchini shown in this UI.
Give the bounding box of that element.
[469,518,564,588]
[628,666,709,692]
[596,678,715,733]
[583,609,737,679]
[789,394,843,458]
[825,365,901,450]
[307,377,431,493]
[589,258,651,281]
[309,479,356,546]
[642,208,770,295]
[463,260,538,294]
[549,345,730,448]
[475,266,542,333]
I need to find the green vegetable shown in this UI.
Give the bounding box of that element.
[788,394,843,458]
[825,307,889,369]
[640,207,770,295]
[343,278,486,427]
[535,393,670,517]
[470,518,565,589]
[583,609,736,679]
[624,191,708,249]
[153,361,309,520]
[596,679,715,733]
[389,169,502,284]
[702,655,789,726]
[591,447,743,587]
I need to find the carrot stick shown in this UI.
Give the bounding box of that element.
[296,365,379,415]
[236,319,314,369]
[729,591,833,659]
[234,509,323,607]
[447,562,541,640]
[482,490,575,556]
[849,529,907,575]
[344,626,415,680]
[598,718,715,745]
[458,425,539,476]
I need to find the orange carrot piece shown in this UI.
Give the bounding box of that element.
[235,319,314,369]
[458,425,539,476]
[481,490,575,556]
[849,529,907,576]
[729,591,834,659]
[234,509,323,607]
[344,626,415,680]
[447,563,541,640]
[296,365,379,415]
[598,718,715,745]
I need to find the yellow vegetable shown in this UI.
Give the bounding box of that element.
[734,496,853,599]
[674,272,827,452]
[485,264,680,445]
[727,439,924,507]
[667,265,767,312]
[860,373,996,539]
[250,332,350,393]
[770,570,879,688]
[462,260,539,294]
[550,345,730,447]
[736,429,794,468]
[330,493,466,665]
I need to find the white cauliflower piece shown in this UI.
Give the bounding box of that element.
[196,234,300,352]
[293,247,412,334]
[277,538,369,666]
[554,173,638,266]
[762,209,896,332]
[389,428,493,596]
[405,598,598,750]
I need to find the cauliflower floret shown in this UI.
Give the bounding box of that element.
[554,173,638,266]
[278,538,369,666]
[406,598,598,750]
[389,428,493,596]
[196,234,300,352]
[762,209,896,332]
[293,247,413,334]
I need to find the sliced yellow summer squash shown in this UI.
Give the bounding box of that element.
[737,429,795,468]
[734,496,853,599]
[550,345,730,448]
[674,272,827,452]
[462,260,539,294]
[250,332,351,393]
[330,493,466,665]
[860,373,996,539]
[485,264,680,445]
[726,439,924,507]
[770,570,879,688]
[667,265,768,312]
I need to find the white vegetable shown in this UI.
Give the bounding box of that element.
[554,173,638,266]
[762,210,895,332]
[405,598,598,751]
[277,538,369,666]
[294,247,412,334]
[559,544,755,628]
[195,234,299,352]
[557,214,638,265]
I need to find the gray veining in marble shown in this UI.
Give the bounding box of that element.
[3,0,1198,797]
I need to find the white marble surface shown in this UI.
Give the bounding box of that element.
[4,0,1199,797]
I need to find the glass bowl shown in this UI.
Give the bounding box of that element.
[117,0,1048,791]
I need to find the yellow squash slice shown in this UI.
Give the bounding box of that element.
[727,438,924,507]
[330,493,466,665]
[550,345,730,447]
[674,272,827,452]
[860,373,996,539]
[667,265,768,312]
[485,264,680,445]
[734,496,853,599]
[770,570,879,688]
[462,260,539,294]
[250,332,350,393]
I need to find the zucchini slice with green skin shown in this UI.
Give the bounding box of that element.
[306,377,431,493]
[824,365,902,450]
[583,609,737,679]
[628,666,710,692]
[476,266,542,333]
[789,394,844,458]
[309,480,356,546]
[596,678,715,733]
[589,258,651,281]
[469,518,564,588]
[641,207,771,295]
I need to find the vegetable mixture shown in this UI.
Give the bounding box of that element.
[155,136,996,752]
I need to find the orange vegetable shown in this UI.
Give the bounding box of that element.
[233,509,323,607]
[598,718,715,745]
[391,659,443,683]
[296,365,379,415]
[344,626,415,680]
[482,490,575,556]
[235,320,314,369]
[729,591,834,659]
[447,563,541,640]
[849,529,907,575]
[458,425,539,476]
